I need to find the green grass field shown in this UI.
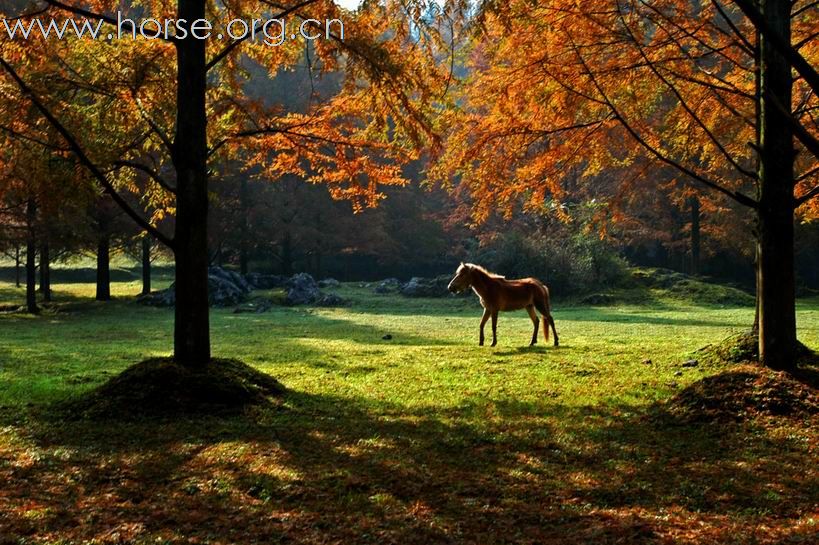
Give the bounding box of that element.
[1,277,817,544]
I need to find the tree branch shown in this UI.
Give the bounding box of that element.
[42,0,175,43]
[618,6,758,181]
[568,36,758,209]
[731,0,819,97]
[0,57,175,249]
[205,0,321,71]
[113,160,176,194]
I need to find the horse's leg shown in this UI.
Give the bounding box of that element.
[479,308,490,346]
[491,310,499,347]
[526,305,539,345]
[549,314,559,346]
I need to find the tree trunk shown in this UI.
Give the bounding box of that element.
[14,244,21,288]
[25,198,37,313]
[689,196,700,276]
[141,236,152,295]
[752,245,760,335]
[96,233,111,301]
[239,177,249,275]
[172,0,211,365]
[756,0,796,370]
[39,240,51,302]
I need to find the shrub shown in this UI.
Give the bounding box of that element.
[472,230,629,294]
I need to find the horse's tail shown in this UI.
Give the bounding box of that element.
[533,284,552,343]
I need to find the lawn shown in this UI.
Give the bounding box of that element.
[0,277,817,544]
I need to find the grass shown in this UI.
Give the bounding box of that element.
[0,277,818,544]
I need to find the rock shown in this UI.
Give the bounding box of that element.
[674,371,684,377]
[682,359,699,368]
[315,293,347,307]
[399,275,452,298]
[318,278,341,289]
[374,278,401,294]
[208,273,248,307]
[642,359,652,365]
[283,274,347,306]
[244,273,287,290]
[137,288,175,307]
[137,267,249,308]
[285,273,320,305]
[209,267,251,294]
[382,334,393,340]
[233,298,274,314]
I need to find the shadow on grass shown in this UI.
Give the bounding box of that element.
[1,387,816,544]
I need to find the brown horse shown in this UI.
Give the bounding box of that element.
[448,263,558,347]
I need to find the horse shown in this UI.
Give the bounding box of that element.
[447,263,558,347]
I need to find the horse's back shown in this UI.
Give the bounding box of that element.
[495,277,547,310]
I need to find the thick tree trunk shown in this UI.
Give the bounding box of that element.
[689,196,700,276]
[756,0,796,370]
[39,241,51,302]
[25,198,37,313]
[96,233,111,301]
[172,0,210,365]
[141,236,151,295]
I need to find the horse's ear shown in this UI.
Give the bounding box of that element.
[460,261,464,267]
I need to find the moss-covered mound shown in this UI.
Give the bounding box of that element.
[696,331,815,365]
[60,357,285,419]
[696,331,760,364]
[631,268,754,306]
[662,364,819,423]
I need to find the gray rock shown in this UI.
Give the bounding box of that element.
[136,288,175,307]
[318,278,341,289]
[315,293,347,307]
[285,273,347,306]
[374,278,401,294]
[285,273,322,305]
[682,359,699,368]
[209,267,251,294]
[399,275,452,298]
[208,274,247,307]
[137,267,249,308]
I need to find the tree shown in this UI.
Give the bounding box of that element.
[1,0,446,364]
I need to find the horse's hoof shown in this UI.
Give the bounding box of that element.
[491,342,497,347]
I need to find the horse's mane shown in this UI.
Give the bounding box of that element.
[465,263,506,279]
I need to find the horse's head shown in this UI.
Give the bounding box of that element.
[448,262,472,293]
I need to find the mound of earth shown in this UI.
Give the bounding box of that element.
[662,364,819,423]
[60,358,284,419]
[696,331,815,365]
[631,268,754,306]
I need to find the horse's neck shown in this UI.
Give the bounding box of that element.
[470,270,494,297]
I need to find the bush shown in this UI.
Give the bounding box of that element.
[472,230,630,294]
